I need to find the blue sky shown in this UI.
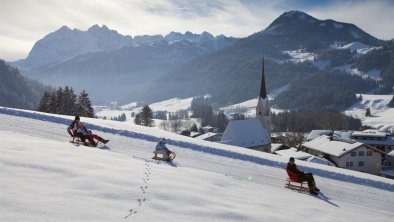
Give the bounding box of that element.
[1,0,393,61]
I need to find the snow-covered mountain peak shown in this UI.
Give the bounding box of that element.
[164,31,214,43]
[14,24,132,69]
[281,10,310,19]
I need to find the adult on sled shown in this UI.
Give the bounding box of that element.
[154,138,175,161]
[67,116,109,146]
[286,157,320,195]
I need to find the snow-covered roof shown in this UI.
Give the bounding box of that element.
[271,143,287,153]
[220,119,270,148]
[333,130,353,142]
[190,132,202,137]
[306,156,335,166]
[352,131,387,138]
[306,130,332,141]
[194,132,219,140]
[355,136,394,146]
[275,147,312,160]
[303,136,365,157]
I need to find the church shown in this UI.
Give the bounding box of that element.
[220,59,272,152]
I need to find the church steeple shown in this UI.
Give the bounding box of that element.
[259,58,267,99]
[256,57,271,138]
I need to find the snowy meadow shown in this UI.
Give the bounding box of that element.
[1,107,394,222]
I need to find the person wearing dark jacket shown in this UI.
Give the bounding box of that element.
[286,157,320,195]
[67,116,109,146]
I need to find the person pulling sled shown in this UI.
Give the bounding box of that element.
[153,138,175,161]
[67,116,109,147]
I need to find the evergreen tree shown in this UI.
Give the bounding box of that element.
[62,86,77,115]
[76,90,94,117]
[191,103,213,126]
[140,105,154,127]
[120,113,127,121]
[212,111,229,132]
[365,107,371,117]
[37,91,52,113]
[54,87,64,114]
[48,91,57,113]
[134,114,142,125]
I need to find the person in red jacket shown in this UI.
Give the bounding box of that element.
[286,157,320,195]
[67,116,109,146]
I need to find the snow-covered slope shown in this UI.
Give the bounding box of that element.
[345,94,394,131]
[1,107,394,221]
[338,42,380,54]
[96,97,194,120]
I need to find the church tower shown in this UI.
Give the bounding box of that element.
[256,58,271,136]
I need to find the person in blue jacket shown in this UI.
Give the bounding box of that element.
[155,138,171,160]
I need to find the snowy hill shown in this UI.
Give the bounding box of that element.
[345,94,394,131]
[1,107,394,221]
[95,97,194,121]
[338,42,380,54]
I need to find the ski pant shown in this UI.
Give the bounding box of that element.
[298,173,317,191]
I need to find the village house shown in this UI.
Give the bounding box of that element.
[351,130,394,154]
[379,150,394,179]
[303,135,385,175]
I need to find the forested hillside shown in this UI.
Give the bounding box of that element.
[0,60,50,109]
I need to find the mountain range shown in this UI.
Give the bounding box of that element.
[8,10,394,109]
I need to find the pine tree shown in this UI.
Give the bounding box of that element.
[76,90,94,117]
[37,91,51,113]
[48,91,57,113]
[134,114,142,125]
[54,87,64,114]
[365,107,371,117]
[140,105,154,127]
[120,113,126,121]
[213,111,229,132]
[62,86,77,115]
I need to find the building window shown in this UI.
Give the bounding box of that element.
[358,151,364,156]
[358,161,364,167]
[367,151,372,156]
[351,152,356,157]
[346,162,353,167]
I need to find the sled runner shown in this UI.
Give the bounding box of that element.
[70,137,98,147]
[152,151,176,161]
[284,178,309,192]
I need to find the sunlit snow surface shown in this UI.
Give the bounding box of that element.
[1,107,394,221]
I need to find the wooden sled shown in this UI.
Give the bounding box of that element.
[152,151,176,161]
[70,137,97,147]
[284,178,309,192]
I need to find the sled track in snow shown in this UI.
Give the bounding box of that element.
[1,107,394,192]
